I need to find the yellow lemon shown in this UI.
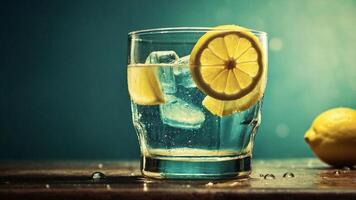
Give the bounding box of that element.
[304,107,356,167]
[127,64,165,105]
[189,25,266,116]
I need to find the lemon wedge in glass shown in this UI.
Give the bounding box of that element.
[127,65,165,105]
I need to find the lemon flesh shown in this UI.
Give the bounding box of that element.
[304,107,356,167]
[127,65,165,105]
[203,67,266,116]
[190,25,266,116]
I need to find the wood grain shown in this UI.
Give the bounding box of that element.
[0,159,355,200]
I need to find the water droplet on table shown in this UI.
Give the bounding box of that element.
[283,172,295,178]
[264,174,275,180]
[342,167,351,172]
[333,170,341,176]
[92,172,106,181]
[205,182,214,187]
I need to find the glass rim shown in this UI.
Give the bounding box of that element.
[128,27,267,37]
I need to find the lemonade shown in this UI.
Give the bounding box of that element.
[127,25,267,179]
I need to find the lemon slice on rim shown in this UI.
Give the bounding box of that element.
[127,65,165,105]
[190,25,266,116]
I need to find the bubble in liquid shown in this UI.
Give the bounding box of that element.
[283,172,295,178]
[92,172,106,181]
[264,174,275,180]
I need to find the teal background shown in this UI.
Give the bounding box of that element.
[1,0,355,160]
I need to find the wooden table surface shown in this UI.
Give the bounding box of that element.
[0,159,355,200]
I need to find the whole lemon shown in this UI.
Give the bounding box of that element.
[304,107,356,167]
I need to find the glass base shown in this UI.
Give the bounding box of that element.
[141,155,251,180]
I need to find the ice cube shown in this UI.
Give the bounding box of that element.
[174,55,196,88]
[173,55,189,75]
[145,51,179,94]
[160,95,205,129]
[145,51,179,64]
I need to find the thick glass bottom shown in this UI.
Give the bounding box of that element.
[141,154,251,180]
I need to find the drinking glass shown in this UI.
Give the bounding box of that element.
[127,27,267,179]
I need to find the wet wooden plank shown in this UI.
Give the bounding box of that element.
[0,159,355,200]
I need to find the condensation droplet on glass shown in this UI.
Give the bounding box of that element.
[264,174,275,180]
[45,184,50,189]
[283,172,295,178]
[205,182,214,187]
[98,163,103,169]
[92,171,106,181]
